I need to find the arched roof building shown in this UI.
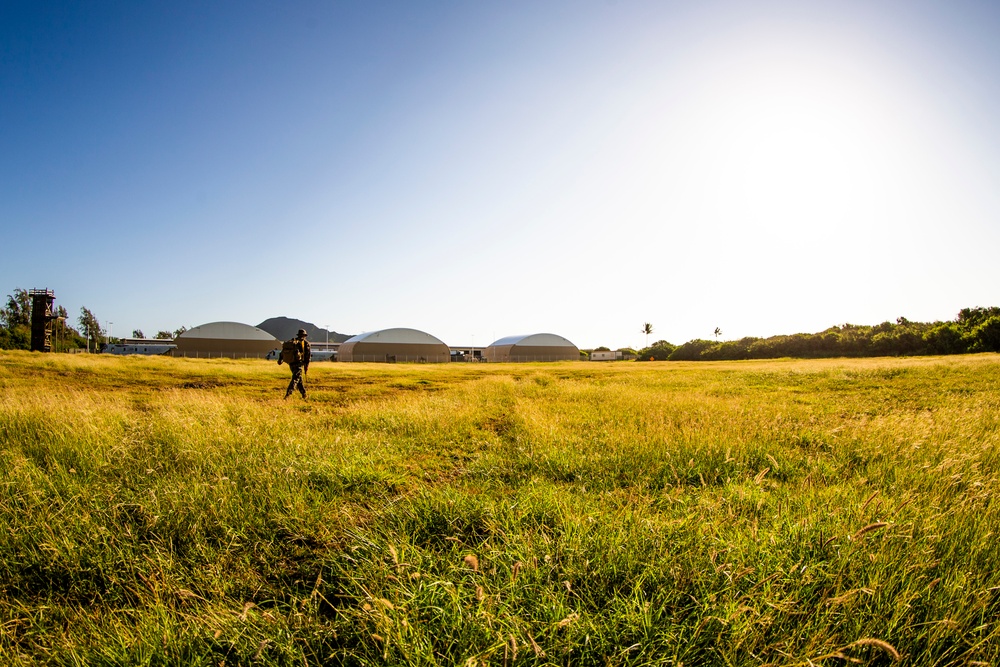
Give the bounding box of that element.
[338,328,451,363]
[172,321,279,358]
[483,333,579,362]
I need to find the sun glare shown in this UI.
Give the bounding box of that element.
[643,28,932,246]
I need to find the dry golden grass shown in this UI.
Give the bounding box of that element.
[0,351,998,665]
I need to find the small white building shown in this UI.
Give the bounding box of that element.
[590,349,635,361]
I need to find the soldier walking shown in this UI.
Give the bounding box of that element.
[278,329,311,399]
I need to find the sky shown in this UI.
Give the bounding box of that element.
[2,0,999,350]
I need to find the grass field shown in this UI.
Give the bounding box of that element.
[1,352,998,666]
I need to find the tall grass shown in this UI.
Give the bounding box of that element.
[0,351,998,665]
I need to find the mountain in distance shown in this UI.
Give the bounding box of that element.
[257,317,353,344]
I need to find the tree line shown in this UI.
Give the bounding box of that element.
[0,287,183,352]
[4,285,998,360]
[635,307,1000,361]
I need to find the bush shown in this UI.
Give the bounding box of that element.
[668,339,716,361]
[701,337,760,361]
[0,325,30,350]
[924,322,967,355]
[968,316,1000,353]
[636,341,676,361]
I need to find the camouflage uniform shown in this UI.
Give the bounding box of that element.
[279,330,311,399]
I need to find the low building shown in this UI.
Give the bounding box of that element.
[448,346,483,362]
[104,338,176,356]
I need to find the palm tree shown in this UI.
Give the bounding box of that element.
[642,323,653,348]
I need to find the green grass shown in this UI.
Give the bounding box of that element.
[1,352,999,665]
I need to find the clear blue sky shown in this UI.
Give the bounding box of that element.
[3,1,999,349]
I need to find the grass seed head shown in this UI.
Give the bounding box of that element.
[850,638,900,661]
[852,522,890,540]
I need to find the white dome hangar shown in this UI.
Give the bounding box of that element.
[483,333,579,362]
[172,321,279,359]
[337,328,451,363]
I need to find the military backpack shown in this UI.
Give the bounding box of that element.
[280,339,303,365]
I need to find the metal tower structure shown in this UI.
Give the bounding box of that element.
[29,288,57,352]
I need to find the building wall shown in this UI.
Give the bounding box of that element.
[482,345,513,362]
[484,344,579,362]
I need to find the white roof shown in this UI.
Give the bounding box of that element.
[343,328,447,346]
[488,333,577,348]
[179,321,278,341]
